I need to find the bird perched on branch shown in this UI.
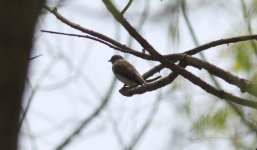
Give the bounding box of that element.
[109,55,147,87]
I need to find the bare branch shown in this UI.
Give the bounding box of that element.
[102,0,257,109]
[41,30,151,60]
[120,63,257,109]
[44,3,257,109]
[121,0,134,15]
[29,54,43,60]
[43,6,152,60]
[181,35,257,56]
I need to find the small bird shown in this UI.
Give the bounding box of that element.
[109,55,147,87]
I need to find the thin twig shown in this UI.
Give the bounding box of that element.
[56,78,117,150]
[43,6,152,60]
[19,57,59,130]
[29,54,43,60]
[121,0,134,15]
[127,92,162,150]
[41,30,151,60]
[180,0,220,90]
[182,34,257,55]
[240,0,257,55]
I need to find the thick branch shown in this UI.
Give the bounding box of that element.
[173,55,256,96]
[102,0,160,57]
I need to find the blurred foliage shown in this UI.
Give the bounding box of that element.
[168,15,180,45]
[228,41,255,73]
[250,72,257,94]
[182,99,191,116]
[230,132,257,150]
[192,107,233,135]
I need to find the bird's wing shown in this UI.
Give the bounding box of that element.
[113,60,145,85]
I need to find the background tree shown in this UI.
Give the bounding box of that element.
[0,0,44,150]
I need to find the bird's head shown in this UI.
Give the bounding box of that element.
[108,55,123,64]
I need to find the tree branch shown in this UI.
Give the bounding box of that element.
[41,30,151,60]
[121,0,134,15]
[102,0,257,109]
[43,3,257,109]
[43,6,152,60]
[181,35,257,55]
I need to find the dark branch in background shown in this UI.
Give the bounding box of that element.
[180,0,220,93]
[56,78,117,150]
[42,46,113,149]
[121,0,134,15]
[240,0,257,55]
[127,93,162,150]
[102,0,257,109]
[180,0,199,46]
[19,58,59,130]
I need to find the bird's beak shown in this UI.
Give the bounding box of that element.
[108,59,111,62]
